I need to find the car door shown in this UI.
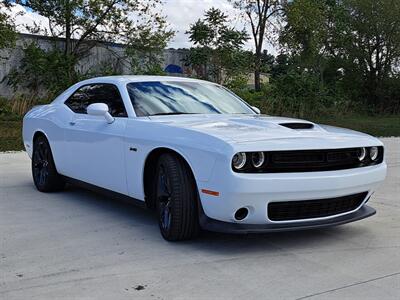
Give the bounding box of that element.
[63,83,128,194]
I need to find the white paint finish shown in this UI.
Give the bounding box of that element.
[200,161,386,223]
[123,118,222,199]
[86,103,115,123]
[64,114,128,194]
[23,76,387,225]
[0,138,399,299]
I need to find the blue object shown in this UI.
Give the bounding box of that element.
[165,64,183,74]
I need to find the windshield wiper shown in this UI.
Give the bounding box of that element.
[151,112,197,116]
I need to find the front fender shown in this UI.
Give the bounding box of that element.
[124,119,231,200]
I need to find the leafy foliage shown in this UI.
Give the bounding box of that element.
[13,0,170,56]
[6,0,173,96]
[230,0,286,90]
[280,0,400,113]
[185,8,250,84]
[0,2,17,51]
[7,42,80,96]
[125,26,174,75]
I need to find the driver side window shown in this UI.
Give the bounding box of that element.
[65,84,128,117]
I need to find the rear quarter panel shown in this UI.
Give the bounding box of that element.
[23,104,72,174]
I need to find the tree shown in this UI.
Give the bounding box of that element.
[340,0,400,107]
[186,7,250,84]
[0,2,17,51]
[7,42,78,94]
[230,0,285,91]
[281,0,400,111]
[126,26,174,75]
[7,0,173,95]
[13,0,170,56]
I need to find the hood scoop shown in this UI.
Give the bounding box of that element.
[279,122,314,130]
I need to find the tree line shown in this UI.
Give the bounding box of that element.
[1,0,399,116]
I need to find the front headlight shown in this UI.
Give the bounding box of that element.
[232,152,247,170]
[358,147,366,161]
[251,152,265,168]
[369,146,379,161]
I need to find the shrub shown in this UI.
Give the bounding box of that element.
[7,43,80,97]
[234,71,358,118]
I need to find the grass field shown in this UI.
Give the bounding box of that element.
[0,115,399,152]
[311,115,400,137]
[0,120,23,152]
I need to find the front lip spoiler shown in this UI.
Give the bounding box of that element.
[199,205,376,234]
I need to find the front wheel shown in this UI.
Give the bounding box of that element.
[32,135,65,192]
[155,153,200,241]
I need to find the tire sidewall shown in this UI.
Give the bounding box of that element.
[155,153,199,241]
[32,136,64,192]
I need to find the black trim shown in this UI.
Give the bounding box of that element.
[199,204,376,234]
[64,83,128,117]
[279,122,314,129]
[63,176,146,208]
[233,147,384,173]
[63,176,376,235]
[268,192,368,221]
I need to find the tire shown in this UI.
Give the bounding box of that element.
[32,135,65,192]
[155,153,200,241]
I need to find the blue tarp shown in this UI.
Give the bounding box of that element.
[165,64,183,74]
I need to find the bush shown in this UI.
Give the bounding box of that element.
[234,71,359,118]
[0,95,51,121]
[7,42,80,97]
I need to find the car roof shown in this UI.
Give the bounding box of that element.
[52,75,218,104]
[76,75,214,85]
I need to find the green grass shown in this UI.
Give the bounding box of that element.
[311,115,400,137]
[0,115,398,152]
[0,120,23,151]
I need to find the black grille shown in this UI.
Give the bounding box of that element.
[270,148,361,172]
[268,192,368,221]
[234,147,384,173]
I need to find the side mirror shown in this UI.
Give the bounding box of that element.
[251,106,261,114]
[87,103,114,124]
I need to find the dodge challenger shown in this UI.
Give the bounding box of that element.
[23,76,387,241]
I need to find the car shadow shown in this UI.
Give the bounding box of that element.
[59,184,370,255]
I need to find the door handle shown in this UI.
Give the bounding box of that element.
[69,121,76,126]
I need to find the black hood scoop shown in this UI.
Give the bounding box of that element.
[279,122,314,130]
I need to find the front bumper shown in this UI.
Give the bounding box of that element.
[197,161,386,228]
[199,204,376,233]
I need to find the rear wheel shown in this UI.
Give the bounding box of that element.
[32,135,65,192]
[155,153,199,241]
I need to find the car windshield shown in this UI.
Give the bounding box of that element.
[126,81,255,117]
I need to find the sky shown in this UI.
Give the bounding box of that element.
[162,0,251,49]
[5,0,276,54]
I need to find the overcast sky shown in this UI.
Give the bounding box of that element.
[6,1,276,53]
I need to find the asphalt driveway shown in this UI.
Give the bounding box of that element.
[1,138,399,299]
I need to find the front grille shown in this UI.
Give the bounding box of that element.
[269,148,361,172]
[233,147,384,173]
[268,192,368,221]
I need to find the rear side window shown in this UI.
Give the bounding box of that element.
[65,84,127,117]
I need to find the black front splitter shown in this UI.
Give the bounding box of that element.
[199,205,376,234]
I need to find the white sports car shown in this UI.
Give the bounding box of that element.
[23,76,387,241]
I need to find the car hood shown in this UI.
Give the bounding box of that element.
[148,114,381,149]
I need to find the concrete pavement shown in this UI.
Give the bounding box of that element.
[0,138,399,299]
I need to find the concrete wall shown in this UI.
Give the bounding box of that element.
[0,34,190,98]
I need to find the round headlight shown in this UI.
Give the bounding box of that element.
[370,146,379,161]
[358,147,366,161]
[232,152,247,170]
[251,152,265,168]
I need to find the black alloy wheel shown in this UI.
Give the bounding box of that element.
[32,135,65,192]
[155,153,199,241]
